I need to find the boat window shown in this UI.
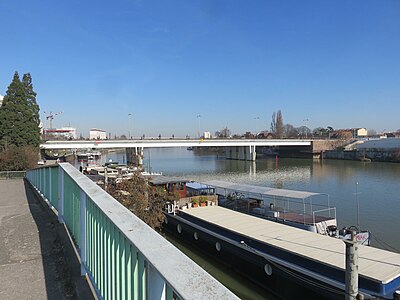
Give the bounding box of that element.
[264,263,272,276]
[215,242,221,251]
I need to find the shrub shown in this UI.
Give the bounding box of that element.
[0,145,38,171]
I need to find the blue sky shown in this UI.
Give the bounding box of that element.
[1,0,399,137]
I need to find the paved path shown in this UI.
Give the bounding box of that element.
[0,179,93,300]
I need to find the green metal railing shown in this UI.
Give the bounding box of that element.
[26,163,237,300]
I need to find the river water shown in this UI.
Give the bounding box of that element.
[97,147,400,299]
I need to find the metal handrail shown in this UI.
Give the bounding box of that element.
[312,208,337,225]
[26,163,238,300]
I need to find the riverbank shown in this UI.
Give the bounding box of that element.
[323,149,400,163]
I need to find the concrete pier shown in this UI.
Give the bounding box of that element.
[0,179,93,300]
[126,147,144,167]
[225,146,256,161]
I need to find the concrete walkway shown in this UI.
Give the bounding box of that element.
[0,179,93,300]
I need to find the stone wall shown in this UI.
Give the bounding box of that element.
[312,139,351,152]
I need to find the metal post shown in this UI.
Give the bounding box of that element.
[43,167,46,198]
[80,189,87,276]
[58,167,64,223]
[345,231,359,300]
[49,167,52,207]
[104,166,108,191]
[148,263,166,300]
[197,114,201,138]
[39,168,42,195]
[356,182,360,231]
[128,113,132,139]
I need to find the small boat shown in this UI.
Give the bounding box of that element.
[76,150,101,160]
[186,147,193,151]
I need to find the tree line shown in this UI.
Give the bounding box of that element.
[0,72,41,170]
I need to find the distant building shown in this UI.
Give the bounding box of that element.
[352,128,368,138]
[90,128,107,140]
[44,127,77,139]
[203,131,211,139]
[332,128,368,139]
[257,131,273,139]
[0,95,3,107]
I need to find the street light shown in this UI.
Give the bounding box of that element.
[254,117,260,137]
[303,118,309,139]
[128,113,132,139]
[197,114,201,138]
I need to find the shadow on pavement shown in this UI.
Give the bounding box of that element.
[23,179,94,299]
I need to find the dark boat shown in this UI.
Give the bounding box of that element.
[163,204,400,300]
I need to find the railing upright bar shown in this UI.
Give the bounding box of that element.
[99,212,105,298]
[121,235,126,300]
[49,167,52,207]
[107,217,112,300]
[39,167,42,195]
[133,245,139,300]
[138,252,146,300]
[58,167,64,223]
[80,189,87,276]
[148,264,167,300]
[126,238,132,300]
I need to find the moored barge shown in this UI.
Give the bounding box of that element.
[163,205,400,299]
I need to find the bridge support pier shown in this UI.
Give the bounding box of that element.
[225,145,256,161]
[126,147,144,169]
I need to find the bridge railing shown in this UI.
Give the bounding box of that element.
[26,163,238,300]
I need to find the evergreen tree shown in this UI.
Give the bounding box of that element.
[0,71,40,149]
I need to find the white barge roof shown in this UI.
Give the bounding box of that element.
[201,180,323,199]
[183,206,400,284]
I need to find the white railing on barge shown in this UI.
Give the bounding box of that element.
[26,163,238,300]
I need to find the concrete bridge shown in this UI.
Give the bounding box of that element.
[41,139,313,164]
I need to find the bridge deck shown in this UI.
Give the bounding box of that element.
[184,206,400,284]
[40,139,312,149]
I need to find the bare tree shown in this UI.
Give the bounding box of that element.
[271,110,284,138]
[284,124,299,138]
[216,127,231,138]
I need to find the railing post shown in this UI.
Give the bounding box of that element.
[49,167,52,205]
[43,167,46,198]
[58,166,64,223]
[148,263,166,300]
[80,189,87,276]
[39,168,42,195]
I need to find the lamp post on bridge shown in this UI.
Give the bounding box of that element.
[254,117,260,137]
[197,114,201,138]
[128,113,132,139]
[303,118,309,139]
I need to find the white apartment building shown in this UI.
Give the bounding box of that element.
[90,128,107,140]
